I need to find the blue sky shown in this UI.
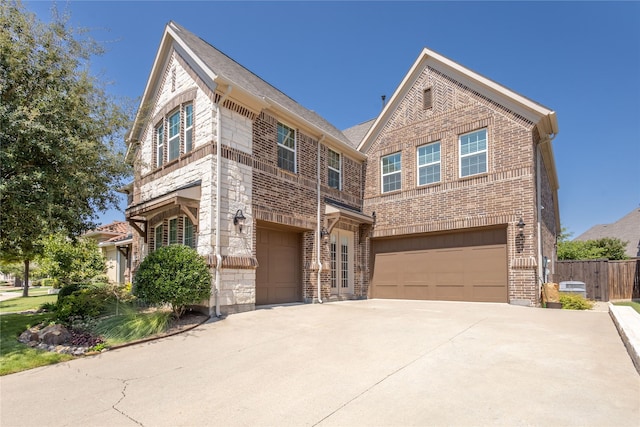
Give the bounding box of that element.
[26,1,640,237]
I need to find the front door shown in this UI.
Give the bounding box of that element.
[330,230,354,296]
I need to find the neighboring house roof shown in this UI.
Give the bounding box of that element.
[127,21,364,162]
[575,208,640,258]
[85,221,132,247]
[342,119,375,148]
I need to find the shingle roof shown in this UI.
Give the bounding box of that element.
[96,221,129,235]
[342,119,375,148]
[575,208,640,258]
[170,22,353,148]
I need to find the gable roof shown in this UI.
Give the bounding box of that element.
[357,47,559,154]
[575,208,640,258]
[127,22,364,161]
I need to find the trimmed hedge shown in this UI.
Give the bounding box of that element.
[133,245,211,317]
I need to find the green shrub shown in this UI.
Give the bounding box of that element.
[55,283,116,322]
[41,278,60,288]
[133,245,211,318]
[559,293,594,310]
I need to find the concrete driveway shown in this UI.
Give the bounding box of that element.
[1,300,638,426]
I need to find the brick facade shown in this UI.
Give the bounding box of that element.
[126,23,559,314]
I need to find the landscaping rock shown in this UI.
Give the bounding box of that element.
[39,324,71,345]
[19,328,39,343]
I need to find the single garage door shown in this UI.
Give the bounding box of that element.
[370,227,507,303]
[256,226,302,305]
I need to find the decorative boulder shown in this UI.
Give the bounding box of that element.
[39,324,71,345]
[18,328,40,343]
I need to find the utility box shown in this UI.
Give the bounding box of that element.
[559,281,587,299]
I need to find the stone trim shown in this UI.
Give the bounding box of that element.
[511,256,538,269]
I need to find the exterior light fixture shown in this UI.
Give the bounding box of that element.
[372,211,377,226]
[517,217,525,236]
[233,209,246,233]
[320,227,330,244]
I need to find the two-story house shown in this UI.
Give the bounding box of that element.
[125,22,372,315]
[125,22,559,315]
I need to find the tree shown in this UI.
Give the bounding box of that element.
[38,234,106,286]
[557,228,628,261]
[0,2,130,296]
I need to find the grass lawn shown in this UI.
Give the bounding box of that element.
[0,313,74,376]
[0,294,58,314]
[613,300,640,314]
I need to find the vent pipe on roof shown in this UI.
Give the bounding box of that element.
[381,95,386,109]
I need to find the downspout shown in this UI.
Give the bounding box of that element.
[316,135,325,304]
[214,86,232,317]
[536,131,556,288]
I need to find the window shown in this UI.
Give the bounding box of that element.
[417,142,441,185]
[328,149,341,190]
[330,235,337,290]
[381,152,401,193]
[183,216,195,248]
[168,111,180,161]
[423,88,433,109]
[156,123,164,167]
[169,218,178,245]
[341,236,349,289]
[154,102,194,167]
[459,129,487,177]
[277,122,296,172]
[154,224,164,250]
[184,104,193,153]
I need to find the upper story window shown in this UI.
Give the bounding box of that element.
[154,102,194,168]
[168,111,180,161]
[156,124,165,167]
[417,142,441,185]
[328,149,341,190]
[277,122,296,173]
[185,104,193,153]
[381,152,401,193]
[459,129,487,178]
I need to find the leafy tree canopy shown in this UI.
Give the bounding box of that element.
[557,229,628,261]
[0,1,131,295]
[38,233,106,286]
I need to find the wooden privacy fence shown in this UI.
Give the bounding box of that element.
[553,259,640,301]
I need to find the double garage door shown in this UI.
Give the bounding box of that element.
[256,226,302,305]
[370,227,508,303]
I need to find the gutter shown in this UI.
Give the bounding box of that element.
[214,85,232,317]
[316,135,325,304]
[536,127,557,288]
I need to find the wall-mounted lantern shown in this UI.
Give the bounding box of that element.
[233,209,246,233]
[517,217,525,236]
[320,227,330,244]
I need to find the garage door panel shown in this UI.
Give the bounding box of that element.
[371,229,507,303]
[256,227,301,305]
